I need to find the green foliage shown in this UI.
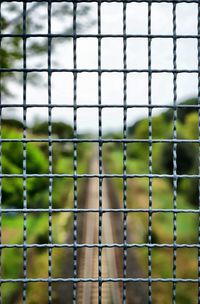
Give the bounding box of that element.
[121,97,199,206]
[163,97,197,123]
[1,119,87,209]
[2,128,48,173]
[32,121,73,138]
[103,97,199,304]
[2,127,48,208]
[0,3,92,96]
[180,178,199,206]
[2,118,23,130]
[161,140,198,205]
[129,114,172,140]
[160,140,197,175]
[128,118,148,138]
[184,112,198,139]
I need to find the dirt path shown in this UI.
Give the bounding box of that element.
[77,156,122,304]
[13,155,147,303]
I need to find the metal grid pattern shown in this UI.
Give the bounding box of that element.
[0,0,199,303]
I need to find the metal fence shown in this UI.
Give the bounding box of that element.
[0,0,199,303]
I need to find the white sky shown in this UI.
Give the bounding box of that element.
[3,2,198,135]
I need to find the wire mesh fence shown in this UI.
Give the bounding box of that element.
[0,0,199,303]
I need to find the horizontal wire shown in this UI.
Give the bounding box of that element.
[0,243,199,249]
[0,104,199,109]
[0,173,199,178]
[1,33,200,39]
[0,208,199,213]
[0,278,198,283]
[0,68,199,73]
[0,138,200,143]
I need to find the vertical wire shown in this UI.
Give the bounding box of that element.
[172,3,177,303]
[97,2,103,303]
[0,3,2,303]
[72,2,78,303]
[22,2,27,303]
[47,1,53,303]
[147,2,153,303]
[198,3,200,302]
[122,2,127,303]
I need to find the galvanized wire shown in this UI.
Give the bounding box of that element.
[47,1,53,303]
[0,0,199,303]
[73,3,78,303]
[147,2,153,302]
[22,3,28,302]
[97,2,103,303]
[172,3,178,303]
[122,2,128,303]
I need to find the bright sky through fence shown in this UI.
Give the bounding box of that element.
[3,2,198,134]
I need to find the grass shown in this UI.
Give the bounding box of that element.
[1,143,91,303]
[105,147,198,303]
[1,214,66,302]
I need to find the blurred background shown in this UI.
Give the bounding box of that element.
[0,2,199,303]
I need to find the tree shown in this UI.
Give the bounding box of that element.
[2,127,49,208]
[163,97,197,123]
[32,121,73,139]
[160,140,196,176]
[0,2,92,96]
